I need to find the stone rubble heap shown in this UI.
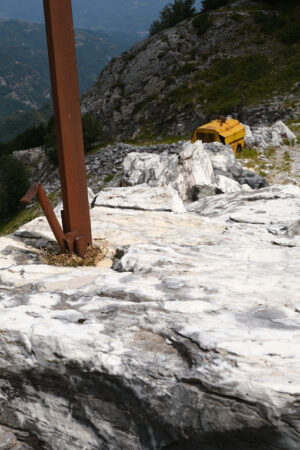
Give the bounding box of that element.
[12,121,296,199]
[122,141,267,201]
[1,134,300,448]
[244,120,297,149]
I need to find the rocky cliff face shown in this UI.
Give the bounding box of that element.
[82,4,300,141]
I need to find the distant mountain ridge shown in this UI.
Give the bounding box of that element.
[0,0,202,35]
[0,19,136,142]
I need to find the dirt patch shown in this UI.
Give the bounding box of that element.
[43,243,108,267]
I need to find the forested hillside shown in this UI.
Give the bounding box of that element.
[0,20,129,142]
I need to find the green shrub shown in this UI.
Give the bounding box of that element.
[44,116,56,149]
[202,0,230,11]
[132,94,158,115]
[256,0,299,7]
[149,0,197,36]
[0,155,29,220]
[254,12,284,34]
[82,113,105,151]
[176,62,197,76]
[45,147,58,167]
[104,174,115,183]
[44,113,105,163]
[254,9,300,44]
[193,13,214,36]
[231,13,243,23]
[279,21,300,44]
[0,123,46,154]
[192,54,275,117]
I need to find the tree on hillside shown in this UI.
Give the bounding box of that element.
[203,0,299,9]
[149,0,197,36]
[202,0,230,11]
[0,155,29,219]
[256,0,298,6]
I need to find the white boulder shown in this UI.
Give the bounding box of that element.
[243,124,255,147]
[272,120,297,142]
[123,141,266,201]
[250,121,296,148]
[94,184,186,213]
[123,141,216,202]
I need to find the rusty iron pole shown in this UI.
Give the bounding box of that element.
[43,0,92,256]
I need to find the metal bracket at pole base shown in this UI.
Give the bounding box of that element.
[21,183,90,258]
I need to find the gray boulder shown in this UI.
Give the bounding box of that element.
[203,142,268,189]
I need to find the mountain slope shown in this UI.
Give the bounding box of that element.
[82,2,300,141]
[0,19,130,141]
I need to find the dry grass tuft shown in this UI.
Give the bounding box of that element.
[43,243,108,267]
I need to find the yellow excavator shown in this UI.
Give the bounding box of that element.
[191,117,245,154]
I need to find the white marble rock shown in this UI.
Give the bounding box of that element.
[94,184,186,213]
[0,184,300,449]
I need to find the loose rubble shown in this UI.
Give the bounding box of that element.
[12,121,298,204]
[244,120,297,148]
[121,141,267,201]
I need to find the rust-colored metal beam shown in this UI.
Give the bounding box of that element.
[21,183,65,253]
[42,0,92,255]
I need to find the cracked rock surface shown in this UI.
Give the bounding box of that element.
[0,183,300,449]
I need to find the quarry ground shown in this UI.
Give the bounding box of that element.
[238,142,300,187]
[238,120,300,187]
[0,123,300,448]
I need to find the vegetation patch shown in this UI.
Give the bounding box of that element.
[104,174,115,183]
[286,118,300,143]
[236,147,263,170]
[202,0,230,11]
[254,12,284,35]
[0,154,30,227]
[132,94,158,115]
[0,204,41,237]
[283,150,291,162]
[231,13,244,23]
[43,244,108,267]
[253,8,300,45]
[236,147,259,161]
[0,188,61,237]
[193,13,214,36]
[149,0,197,36]
[265,147,276,159]
[176,63,197,76]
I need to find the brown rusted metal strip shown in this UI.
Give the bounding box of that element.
[36,184,66,253]
[20,183,39,204]
[42,0,92,255]
[21,183,65,253]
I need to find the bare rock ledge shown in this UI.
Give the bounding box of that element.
[0,184,300,449]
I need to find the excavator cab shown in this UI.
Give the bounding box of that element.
[192,118,245,154]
